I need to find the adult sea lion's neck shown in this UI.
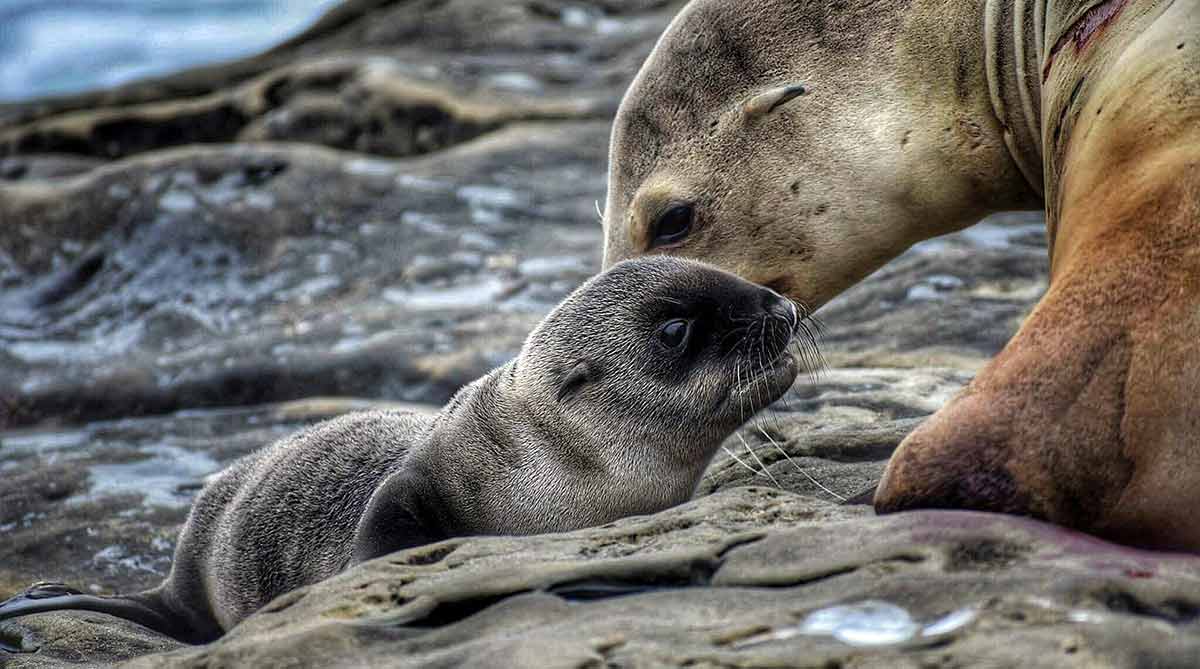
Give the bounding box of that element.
[982,0,1047,198]
[888,0,1046,241]
[1034,0,1182,270]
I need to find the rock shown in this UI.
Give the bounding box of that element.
[0,125,605,428]
[0,0,679,157]
[10,489,1200,668]
[1,612,183,667]
[818,211,1049,370]
[5,0,1178,666]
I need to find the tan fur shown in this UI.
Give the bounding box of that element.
[605,0,1200,549]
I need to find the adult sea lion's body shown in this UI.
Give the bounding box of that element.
[603,0,1200,549]
[0,257,806,642]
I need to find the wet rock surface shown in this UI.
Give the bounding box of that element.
[6,0,1192,667]
[9,490,1200,668]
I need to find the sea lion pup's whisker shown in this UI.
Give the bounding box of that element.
[791,338,825,383]
[726,326,755,362]
[751,310,839,502]
[757,425,847,502]
[721,443,764,478]
[718,326,755,357]
[752,343,788,457]
[758,313,768,355]
[788,314,827,382]
[744,405,782,494]
[735,362,748,422]
[737,432,782,489]
[787,299,801,333]
[594,199,604,222]
[648,295,683,306]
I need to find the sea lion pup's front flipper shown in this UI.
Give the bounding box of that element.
[351,466,449,563]
[0,582,192,642]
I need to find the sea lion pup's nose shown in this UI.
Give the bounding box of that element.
[759,287,796,323]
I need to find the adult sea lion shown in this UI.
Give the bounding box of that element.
[0,256,808,643]
[602,0,1200,549]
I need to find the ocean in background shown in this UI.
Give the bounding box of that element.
[0,0,341,102]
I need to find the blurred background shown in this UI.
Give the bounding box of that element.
[0,0,1046,613]
[0,0,339,101]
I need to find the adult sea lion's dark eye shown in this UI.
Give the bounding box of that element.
[657,319,691,349]
[651,204,694,247]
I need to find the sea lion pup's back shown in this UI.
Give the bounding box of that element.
[0,256,810,642]
[171,410,436,634]
[0,410,432,643]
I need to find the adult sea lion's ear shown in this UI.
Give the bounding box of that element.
[744,83,807,118]
[556,361,596,402]
[352,468,447,563]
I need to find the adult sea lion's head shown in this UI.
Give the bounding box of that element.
[602,0,1040,311]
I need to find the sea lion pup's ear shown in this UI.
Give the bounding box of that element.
[352,468,447,563]
[743,83,808,118]
[556,360,597,402]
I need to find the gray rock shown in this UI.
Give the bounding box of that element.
[12,489,1200,668]
[0,124,605,428]
[1,612,183,667]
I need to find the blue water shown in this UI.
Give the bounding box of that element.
[0,0,341,102]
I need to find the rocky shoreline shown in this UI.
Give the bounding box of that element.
[4,0,1197,666]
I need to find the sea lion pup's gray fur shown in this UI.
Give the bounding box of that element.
[0,256,807,643]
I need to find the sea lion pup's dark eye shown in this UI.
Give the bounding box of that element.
[657,318,691,349]
[651,204,694,247]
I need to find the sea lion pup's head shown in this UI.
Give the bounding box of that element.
[517,255,805,447]
[372,256,811,550]
[500,256,809,528]
[601,0,1041,310]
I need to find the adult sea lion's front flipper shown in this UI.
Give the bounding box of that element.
[877,0,1200,551]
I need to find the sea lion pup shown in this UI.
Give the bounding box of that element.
[0,256,807,643]
[602,0,1200,549]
